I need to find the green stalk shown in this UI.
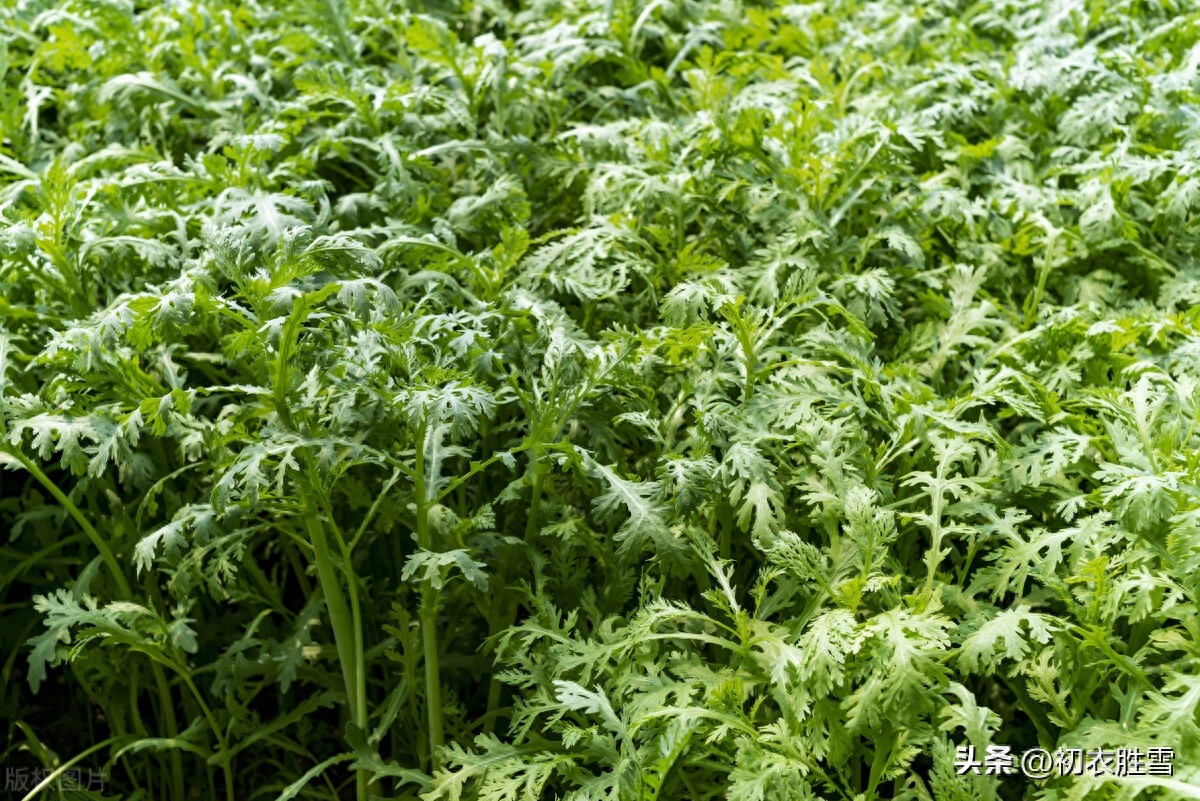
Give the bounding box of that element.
[317,480,369,796]
[865,722,894,797]
[717,500,733,561]
[273,311,303,431]
[144,578,185,800]
[151,630,187,801]
[127,675,151,790]
[923,486,945,596]
[305,493,368,801]
[734,324,756,405]
[174,669,236,801]
[414,420,445,770]
[485,460,545,730]
[1023,234,1056,331]
[274,298,368,798]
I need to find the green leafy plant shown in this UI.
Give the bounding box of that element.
[2,0,1199,799]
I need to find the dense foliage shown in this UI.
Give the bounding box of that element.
[2,0,1199,799]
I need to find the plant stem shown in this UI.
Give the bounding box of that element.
[414,420,445,770]
[1023,234,1056,330]
[151,656,186,801]
[735,325,756,405]
[485,460,545,731]
[923,487,944,596]
[175,668,236,801]
[718,500,733,561]
[305,491,368,801]
[274,301,369,799]
[319,481,370,799]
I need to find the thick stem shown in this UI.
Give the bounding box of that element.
[419,579,444,770]
[274,305,368,798]
[414,420,445,769]
[305,503,368,800]
[319,482,370,801]
[718,500,733,561]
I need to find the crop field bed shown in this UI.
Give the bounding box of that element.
[1,0,1199,799]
